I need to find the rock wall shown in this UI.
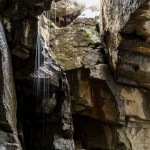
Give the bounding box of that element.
[40,0,150,149]
[0,0,74,149]
[0,0,150,150]
[100,0,150,149]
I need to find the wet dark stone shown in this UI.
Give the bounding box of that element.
[0,0,7,11]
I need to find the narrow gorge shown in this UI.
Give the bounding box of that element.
[0,0,150,150]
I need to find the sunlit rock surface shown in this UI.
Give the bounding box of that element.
[40,0,101,70]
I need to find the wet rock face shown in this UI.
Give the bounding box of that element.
[19,72,74,150]
[0,0,75,149]
[66,68,120,123]
[2,0,53,80]
[100,0,146,34]
[100,0,150,89]
[0,0,7,11]
[0,131,20,149]
[40,0,101,70]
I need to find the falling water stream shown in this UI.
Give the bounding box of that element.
[54,2,57,32]
[34,9,53,148]
[34,2,58,106]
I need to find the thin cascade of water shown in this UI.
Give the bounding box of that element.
[54,2,57,32]
[33,18,43,146]
[33,10,52,147]
[34,18,42,109]
[34,12,52,105]
[44,10,50,105]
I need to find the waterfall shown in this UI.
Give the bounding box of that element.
[54,2,57,32]
[33,8,75,149]
[34,11,51,104]
[34,11,52,147]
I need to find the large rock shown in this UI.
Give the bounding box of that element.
[2,0,54,80]
[39,0,150,149]
[50,0,85,18]
[99,0,150,149]
[66,68,120,123]
[100,0,150,89]
[40,0,101,70]
[50,0,99,27]
[0,15,21,149]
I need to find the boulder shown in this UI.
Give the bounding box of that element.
[0,15,21,149]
